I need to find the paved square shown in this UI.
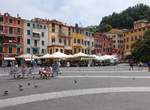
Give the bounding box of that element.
[0,64,150,110]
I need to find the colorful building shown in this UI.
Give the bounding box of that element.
[124,20,150,57]
[71,24,84,54]
[48,20,67,54]
[0,13,23,64]
[83,30,94,54]
[92,33,112,55]
[106,29,125,59]
[23,18,48,55]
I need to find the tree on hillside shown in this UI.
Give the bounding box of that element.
[132,29,150,62]
[97,23,112,32]
[99,3,150,30]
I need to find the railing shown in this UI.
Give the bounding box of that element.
[58,30,66,37]
[48,42,64,46]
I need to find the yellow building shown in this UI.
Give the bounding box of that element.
[71,25,84,54]
[124,20,150,57]
[48,21,94,55]
[83,30,94,54]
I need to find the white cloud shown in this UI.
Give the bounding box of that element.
[0,0,149,26]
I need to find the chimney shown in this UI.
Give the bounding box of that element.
[17,14,19,18]
[75,24,78,29]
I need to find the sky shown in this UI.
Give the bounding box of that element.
[0,0,150,27]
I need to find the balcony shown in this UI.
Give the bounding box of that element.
[58,30,66,37]
[32,32,40,40]
[48,42,64,46]
[64,46,72,50]
[73,43,83,47]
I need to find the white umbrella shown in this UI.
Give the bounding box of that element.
[71,52,95,60]
[40,53,51,59]
[49,51,68,59]
[101,55,113,60]
[72,52,91,58]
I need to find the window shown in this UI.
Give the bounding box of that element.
[52,23,55,32]
[78,49,80,52]
[34,40,37,46]
[52,28,55,32]
[92,42,94,46]
[52,38,55,43]
[82,49,84,53]
[17,48,20,53]
[27,48,30,53]
[9,19,13,23]
[131,37,133,41]
[56,49,58,52]
[87,41,90,46]
[42,32,44,37]
[64,39,66,45]
[17,38,20,43]
[127,38,129,42]
[27,30,30,35]
[44,25,46,29]
[126,45,129,49]
[74,39,76,43]
[9,27,13,34]
[86,32,88,36]
[17,28,20,33]
[74,48,76,53]
[17,20,20,25]
[68,40,71,46]
[27,23,30,27]
[33,24,35,28]
[60,49,63,53]
[0,17,3,22]
[41,49,45,53]
[68,32,71,36]
[9,47,12,53]
[84,41,86,46]
[40,25,42,29]
[59,39,62,43]
[50,49,52,54]
[0,46,3,53]
[77,39,80,44]
[27,39,30,45]
[0,26,3,32]
[41,40,44,46]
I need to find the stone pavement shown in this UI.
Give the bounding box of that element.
[0,64,150,110]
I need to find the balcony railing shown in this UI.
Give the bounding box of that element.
[48,42,64,46]
[58,30,66,37]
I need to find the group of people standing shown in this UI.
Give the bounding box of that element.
[129,60,150,71]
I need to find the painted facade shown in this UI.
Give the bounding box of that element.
[23,18,48,55]
[124,20,150,56]
[0,13,23,63]
[106,29,125,59]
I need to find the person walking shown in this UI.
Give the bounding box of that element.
[129,60,134,70]
[138,61,143,71]
[147,61,150,72]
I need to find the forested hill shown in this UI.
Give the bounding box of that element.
[96,4,150,32]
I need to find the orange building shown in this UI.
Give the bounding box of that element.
[0,13,23,63]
